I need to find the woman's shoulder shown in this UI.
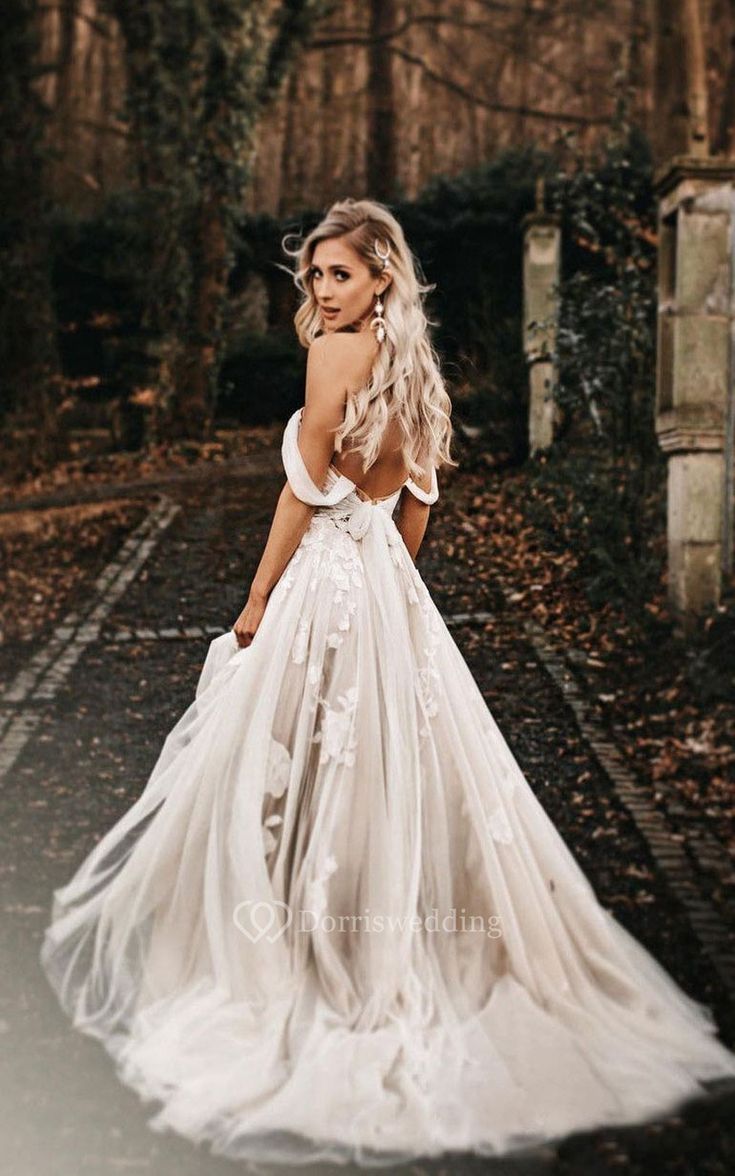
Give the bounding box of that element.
[308,330,379,385]
[310,328,378,358]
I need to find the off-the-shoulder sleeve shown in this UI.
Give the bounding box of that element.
[404,466,439,505]
[281,407,354,506]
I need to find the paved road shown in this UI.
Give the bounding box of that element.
[1,466,733,1176]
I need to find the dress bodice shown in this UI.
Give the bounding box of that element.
[281,407,439,514]
[321,464,403,515]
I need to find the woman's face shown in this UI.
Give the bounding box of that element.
[309,236,390,333]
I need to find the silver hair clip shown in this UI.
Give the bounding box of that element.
[374,238,391,271]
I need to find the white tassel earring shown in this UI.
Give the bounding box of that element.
[370,237,391,343]
[370,295,386,343]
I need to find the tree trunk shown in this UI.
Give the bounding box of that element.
[366,0,398,201]
[652,0,709,162]
[278,69,301,218]
[682,0,709,154]
[168,191,230,438]
[713,6,735,155]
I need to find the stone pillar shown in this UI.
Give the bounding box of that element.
[522,211,561,455]
[654,157,735,621]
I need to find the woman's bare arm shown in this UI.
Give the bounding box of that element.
[249,483,317,603]
[232,336,360,647]
[395,453,435,561]
[395,493,431,562]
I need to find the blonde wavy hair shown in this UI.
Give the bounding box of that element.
[281,197,457,480]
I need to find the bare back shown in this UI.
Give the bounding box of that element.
[328,330,413,501]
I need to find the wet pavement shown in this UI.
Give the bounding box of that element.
[1,459,734,1176]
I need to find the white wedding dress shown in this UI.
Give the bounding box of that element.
[41,405,735,1169]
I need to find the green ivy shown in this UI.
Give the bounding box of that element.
[550,121,657,460]
[533,109,663,607]
[96,0,335,434]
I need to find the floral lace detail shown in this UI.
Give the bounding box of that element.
[263,814,283,855]
[265,737,291,798]
[291,617,310,664]
[493,752,518,797]
[461,800,513,874]
[280,514,370,662]
[313,685,359,766]
[277,504,420,638]
[416,664,440,728]
[385,524,421,605]
[486,804,514,845]
[416,599,442,738]
[270,545,304,607]
[287,520,365,650]
[262,737,291,855]
[305,853,338,920]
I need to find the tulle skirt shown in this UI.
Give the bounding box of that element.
[40,498,735,1169]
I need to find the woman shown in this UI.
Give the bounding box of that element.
[41,198,735,1169]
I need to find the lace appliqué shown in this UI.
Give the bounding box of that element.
[384,524,421,605]
[292,617,309,664]
[313,686,359,766]
[305,853,338,920]
[462,799,515,877]
[486,804,514,845]
[284,521,364,655]
[277,508,417,644]
[262,737,291,855]
[271,545,304,606]
[416,600,442,738]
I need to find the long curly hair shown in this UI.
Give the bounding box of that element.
[281,197,456,480]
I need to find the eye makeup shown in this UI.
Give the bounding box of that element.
[309,265,352,280]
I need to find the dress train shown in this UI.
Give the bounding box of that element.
[40,407,735,1169]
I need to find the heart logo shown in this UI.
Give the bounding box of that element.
[233,899,292,943]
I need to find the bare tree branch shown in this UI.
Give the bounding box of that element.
[473,0,612,23]
[37,4,112,39]
[54,159,104,190]
[67,116,129,139]
[310,7,614,100]
[312,14,511,48]
[309,0,613,50]
[317,2,521,39]
[428,21,591,98]
[386,43,609,125]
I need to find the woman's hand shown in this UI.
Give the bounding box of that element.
[232,590,268,649]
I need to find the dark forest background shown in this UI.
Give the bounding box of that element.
[2,0,732,471]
